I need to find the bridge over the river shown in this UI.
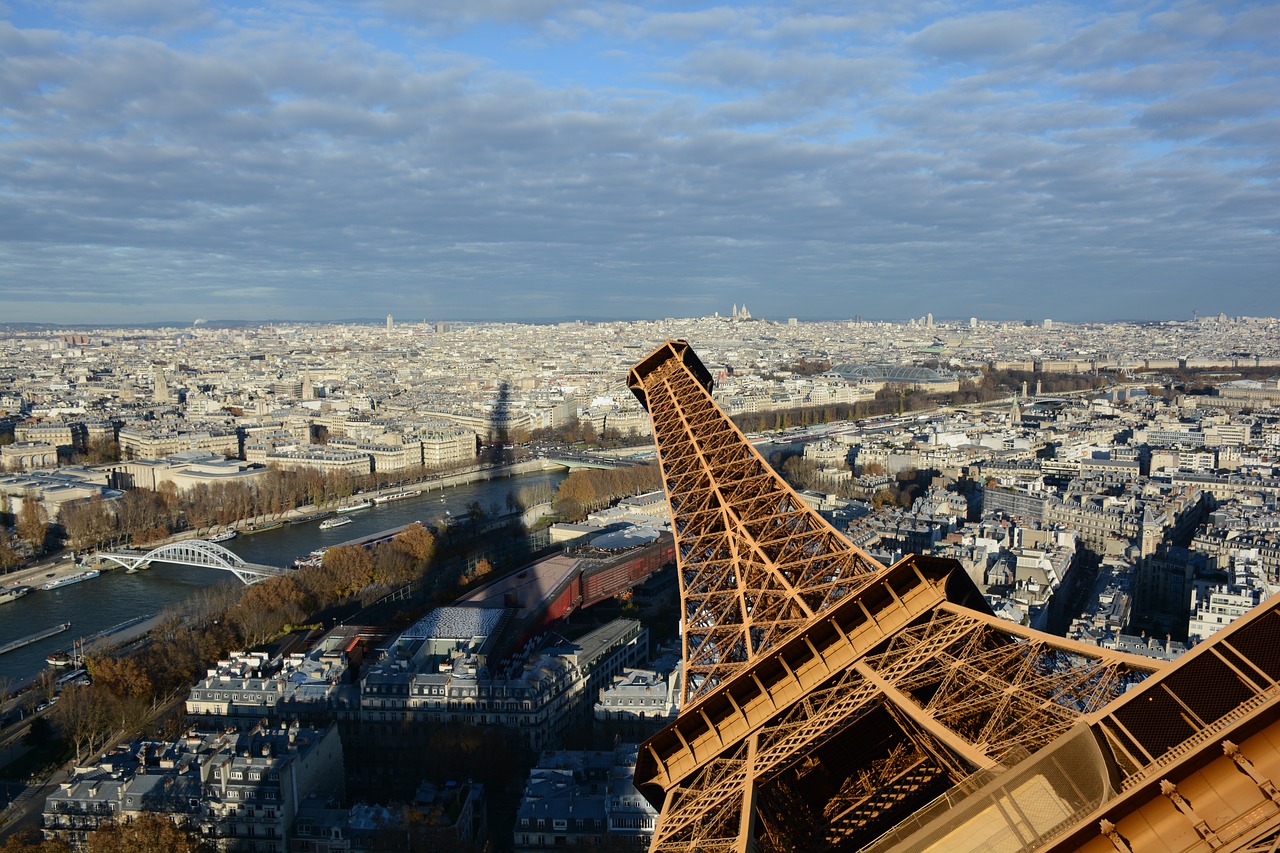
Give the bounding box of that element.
[95,540,289,585]
[543,451,648,470]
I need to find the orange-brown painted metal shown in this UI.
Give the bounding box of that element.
[630,340,1280,853]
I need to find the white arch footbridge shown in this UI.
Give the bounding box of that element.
[95,540,289,585]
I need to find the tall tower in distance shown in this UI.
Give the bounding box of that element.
[386,314,393,333]
[153,366,170,404]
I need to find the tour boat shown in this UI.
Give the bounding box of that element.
[41,569,101,591]
[372,490,421,504]
[0,585,31,605]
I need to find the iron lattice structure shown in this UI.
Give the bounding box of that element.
[629,340,1280,853]
[628,341,883,704]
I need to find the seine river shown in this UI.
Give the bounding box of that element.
[0,468,566,686]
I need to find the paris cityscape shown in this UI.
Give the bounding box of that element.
[0,311,1279,851]
[3,0,1279,850]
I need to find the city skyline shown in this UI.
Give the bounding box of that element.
[1,1,1276,325]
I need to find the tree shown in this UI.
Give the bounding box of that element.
[871,489,896,510]
[393,524,436,563]
[60,495,117,552]
[319,544,375,598]
[88,655,155,731]
[460,556,495,588]
[373,543,416,586]
[780,456,820,491]
[0,827,71,853]
[0,528,21,571]
[465,500,485,531]
[85,814,214,853]
[16,496,47,553]
[231,575,310,645]
[53,684,114,762]
[23,715,54,748]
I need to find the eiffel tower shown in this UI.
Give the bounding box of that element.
[628,340,1280,853]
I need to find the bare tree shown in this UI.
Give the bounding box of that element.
[16,496,48,553]
[85,813,214,853]
[0,528,21,571]
[53,685,113,763]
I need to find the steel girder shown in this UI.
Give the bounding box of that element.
[629,340,883,705]
[627,340,1181,852]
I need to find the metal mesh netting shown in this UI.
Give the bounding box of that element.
[1110,620,1269,766]
[1222,609,1280,682]
[858,725,1113,853]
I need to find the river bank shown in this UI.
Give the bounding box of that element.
[1,459,564,594]
[0,464,570,688]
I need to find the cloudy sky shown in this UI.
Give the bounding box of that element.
[1,1,1276,325]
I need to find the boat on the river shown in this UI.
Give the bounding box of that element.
[319,516,353,530]
[244,521,284,535]
[373,489,421,504]
[336,500,373,513]
[0,585,31,605]
[208,530,237,542]
[291,511,332,525]
[42,569,101,591]
[0,621,69,657]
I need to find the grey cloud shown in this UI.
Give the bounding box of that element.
[910,10,1048,61]
[0,3,1276,323]
[633,7,750,41]
[1137,85,1279,138]
[375,0,585,32]
[1147,4,1228,39]
[80,0,216,32]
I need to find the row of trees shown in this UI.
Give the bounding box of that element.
[553,464,663,522]
[58,458,481,553]
[1,814,213,853]
[529,419,643,449]
[731,367,1109,435]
